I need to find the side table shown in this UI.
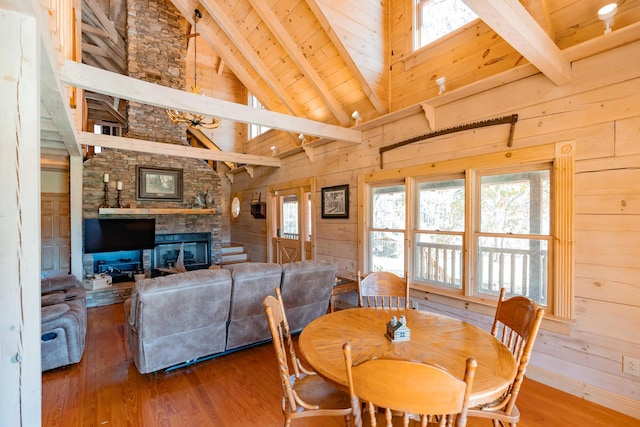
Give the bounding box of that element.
[329,276,358,313]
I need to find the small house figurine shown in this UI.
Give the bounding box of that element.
[386,315,411,342]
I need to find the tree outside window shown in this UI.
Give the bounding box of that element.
[415,0,477,50]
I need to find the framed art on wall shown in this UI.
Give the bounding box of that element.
[136,166,183,201]
[321,184,349,219]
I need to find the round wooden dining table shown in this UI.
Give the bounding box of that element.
[298,307,517,407]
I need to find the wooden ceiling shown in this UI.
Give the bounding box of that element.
[42,0,640,166]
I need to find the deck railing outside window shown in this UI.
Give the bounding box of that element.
[415,242,548,304]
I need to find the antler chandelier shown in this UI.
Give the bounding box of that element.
[166,9,222,130]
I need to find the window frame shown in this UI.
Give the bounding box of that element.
[413,0,479,51]
[358,142,575,322]
[364,180,407,276]
[248,93,270,139]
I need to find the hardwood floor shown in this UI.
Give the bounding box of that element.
[42,304,638,427]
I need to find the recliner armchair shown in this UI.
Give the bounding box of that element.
[41,275,87,371]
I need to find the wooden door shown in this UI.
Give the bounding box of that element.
[41,193,71,277]
[270,187,312,264]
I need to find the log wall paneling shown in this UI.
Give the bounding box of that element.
[230,41,640,418]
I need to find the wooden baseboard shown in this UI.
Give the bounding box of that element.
[526,365,640,419]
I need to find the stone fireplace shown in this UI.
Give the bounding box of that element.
[81,0,223,278]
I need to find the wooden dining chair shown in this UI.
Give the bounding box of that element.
[467,288,545,427]
[263,288,352,427]
[343,342,477,427]
[357,271,410,309]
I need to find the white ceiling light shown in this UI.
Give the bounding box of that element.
[351,111,361,126]
[598,3,618,34]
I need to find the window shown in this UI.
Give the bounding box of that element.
[414,0,477,50]
[282,195,298,239]
[248,94,270,139]
[360,142,575,321]
[476,169,550,304]
[368,183,405,277]
[414,177,465,288]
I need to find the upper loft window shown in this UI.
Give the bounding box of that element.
[248,94,270,139]
[414,0,478,50]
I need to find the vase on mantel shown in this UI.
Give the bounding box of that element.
[205,190,214,209]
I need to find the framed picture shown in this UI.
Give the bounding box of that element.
[136,166,183,201]
[321,184,349,219]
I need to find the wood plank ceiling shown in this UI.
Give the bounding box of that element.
[42,0,640,166]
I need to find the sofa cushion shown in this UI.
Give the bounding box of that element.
[126,269,233,374]
[41,275,83,294]
[225,262,283,350]
[41,292,66,307]
[280,260,337,332]
[41,303,70,322]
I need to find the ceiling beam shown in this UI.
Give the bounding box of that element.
[84,0,120,44]
[199,0,307,117]
[521,0,554,37]
[61,61,362,143]
[37,7,82,156]
[247,0,352,126]
[305,0,388,115]
[79,132,281,167]
[463,0,571,86]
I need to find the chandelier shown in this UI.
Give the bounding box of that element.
[166,9,222,129]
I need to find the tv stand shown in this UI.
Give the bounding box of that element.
[93,250,143,283]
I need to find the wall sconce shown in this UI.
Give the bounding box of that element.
[436,76,446,95]
[351,111,362,126]
[270,145,277,156]
[598,3,618,34]
[298,134,307,144]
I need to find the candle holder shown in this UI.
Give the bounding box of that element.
[99,182,110,208]
[113,189,123,208]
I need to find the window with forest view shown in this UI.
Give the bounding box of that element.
[369,184,405,276]
[414,0,477,50]
[360,141,576,317]
[476,170,550,304]
[414,177,465,288]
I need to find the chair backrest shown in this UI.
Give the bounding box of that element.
[490,288,545,414]
[357,271,410,308]
[343,342,476,427]
[263,288,305,413]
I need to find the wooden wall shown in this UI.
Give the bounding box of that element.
[229,39,640,417]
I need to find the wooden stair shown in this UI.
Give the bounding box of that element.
[221,243,249,266]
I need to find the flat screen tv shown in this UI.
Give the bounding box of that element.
[84,218,156,253]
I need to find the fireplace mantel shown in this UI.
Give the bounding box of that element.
[98,208,216,215]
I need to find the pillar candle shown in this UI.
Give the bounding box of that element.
[117,181,123,190]
[103,173,109,183]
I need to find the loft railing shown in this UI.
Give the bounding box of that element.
[415,242,548,304]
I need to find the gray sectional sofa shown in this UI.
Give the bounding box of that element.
[124,260,337,374]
